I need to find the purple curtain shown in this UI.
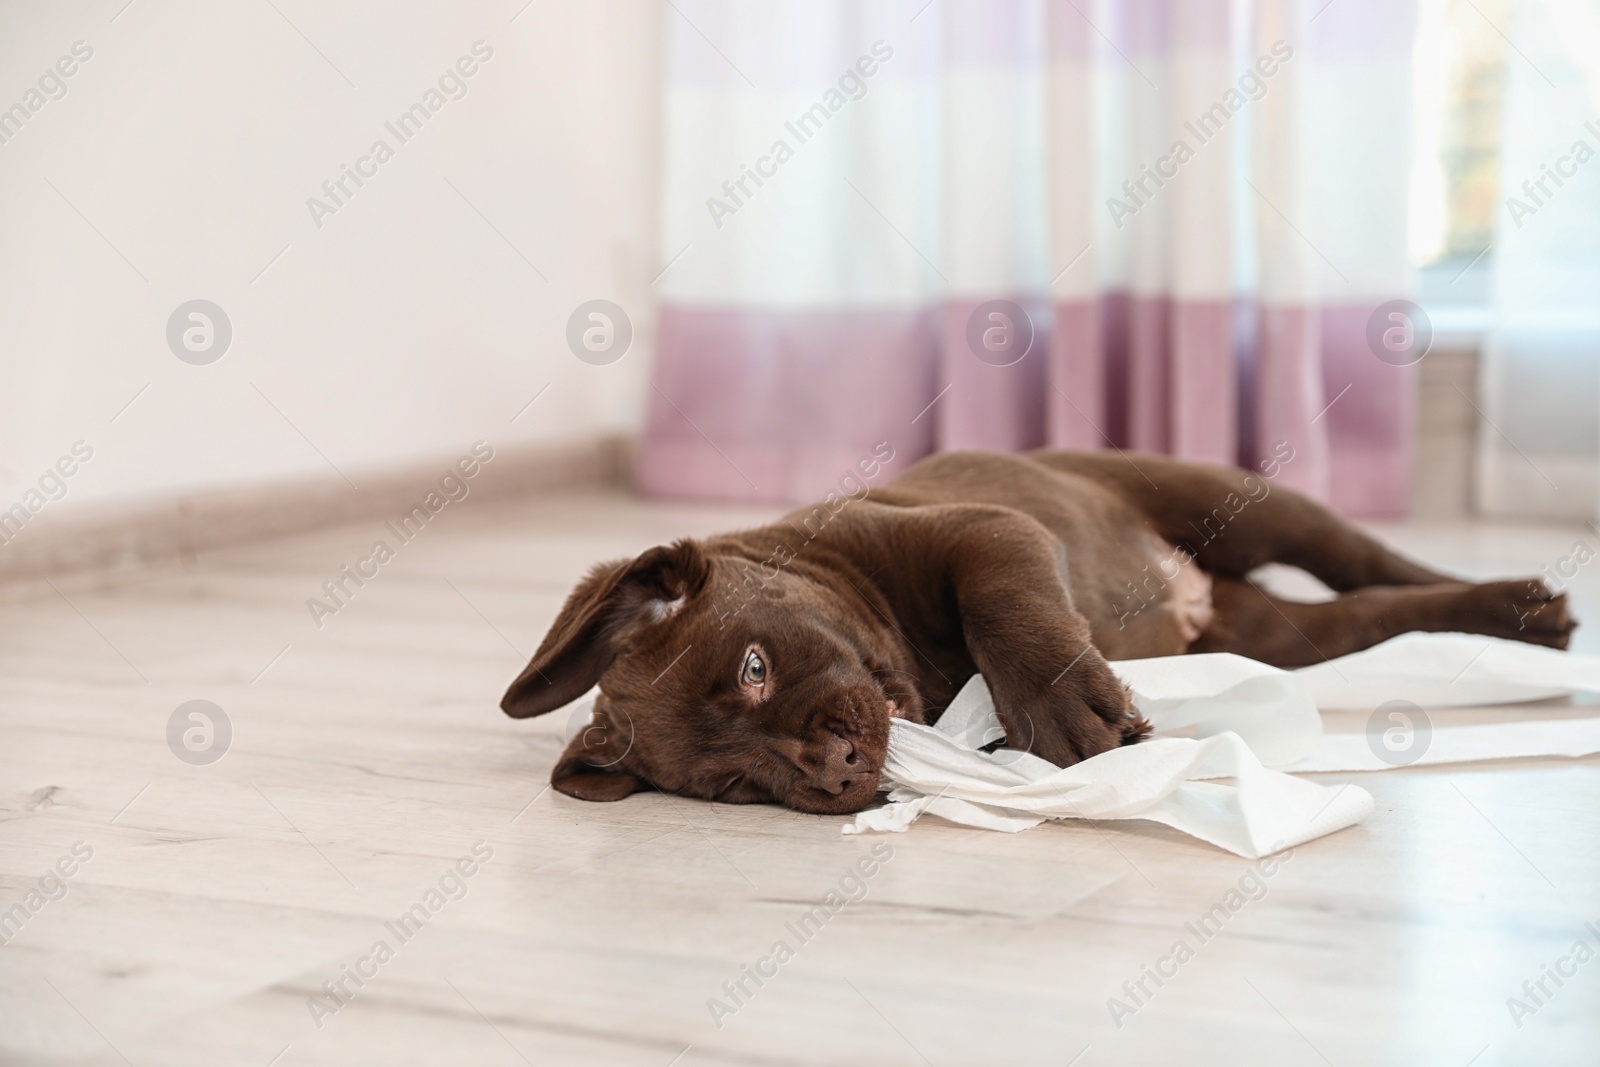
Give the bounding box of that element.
[637,0,1418,515]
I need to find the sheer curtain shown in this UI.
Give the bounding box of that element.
[1477,0,1600,519]
[636,0,1420,514]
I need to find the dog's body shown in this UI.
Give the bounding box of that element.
[502,450,1574,813]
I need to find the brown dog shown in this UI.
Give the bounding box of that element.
[501,449,1575,814]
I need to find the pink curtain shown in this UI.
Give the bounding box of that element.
[637,0,1418,516]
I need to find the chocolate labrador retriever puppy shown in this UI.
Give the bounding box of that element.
[501,449,1574,814]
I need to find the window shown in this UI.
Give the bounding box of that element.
[1410,0,1513,313]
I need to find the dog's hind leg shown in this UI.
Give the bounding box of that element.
[1031,450,1453,591]
[1189,576,1576,668]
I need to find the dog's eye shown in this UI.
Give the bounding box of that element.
[740,649,767,687]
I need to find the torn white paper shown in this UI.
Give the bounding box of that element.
[1295,631,1600,708]
[846,634,1600,855]
[1285,717,1600,773]
[842,719,1374,858]
[843,671,1372,858]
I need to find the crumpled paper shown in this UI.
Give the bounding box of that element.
[844,633,1600,856]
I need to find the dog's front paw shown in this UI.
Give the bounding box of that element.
[993,649,1150,768]
[1059,656,1151,761]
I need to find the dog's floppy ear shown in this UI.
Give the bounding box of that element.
[500,539,710,719]
[550,710,642,801]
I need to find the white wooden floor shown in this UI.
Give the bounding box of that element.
[3,492,1599,1067]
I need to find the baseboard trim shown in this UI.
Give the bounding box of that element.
[0,435,630,583]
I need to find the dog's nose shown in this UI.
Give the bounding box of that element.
[817,734,861,795]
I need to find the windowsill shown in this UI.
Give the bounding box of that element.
[1429,305,1492,350]
[1415,259,1491,351]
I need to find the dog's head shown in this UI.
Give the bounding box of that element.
[501,539,924,813]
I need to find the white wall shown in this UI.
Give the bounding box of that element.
[0,0,660,513]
